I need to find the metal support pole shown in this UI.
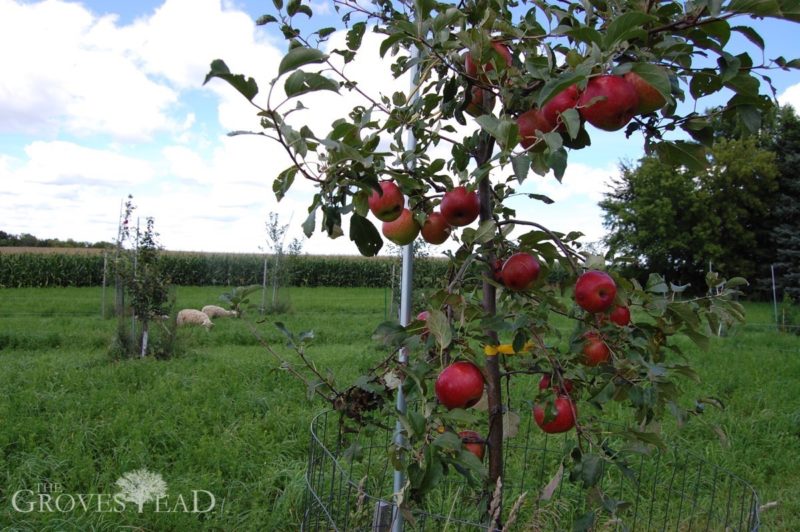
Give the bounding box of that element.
[391,19,422,531]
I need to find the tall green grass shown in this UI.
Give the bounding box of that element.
[0,288,797,529]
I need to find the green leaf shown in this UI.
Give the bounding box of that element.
[273,167,296,201]
[284,71,339,97]
[561,108,581,139]
[527,193,555,204]
[346,22,367,51]
[348,213,383,257]
[655,141,708,171]
[473,220,496,244]
[511,154,531,183]
[379,33,406,57]
[204,59,259,101]
[547,147,568,181]
[427,309,452,352]
[536,72,586,108]
[278,47,327,76]
[432,431,462,451]
[629,63,672,102]
[580,454,604,488]
[302,206,317,237]
[604,13,657,47]
[256,14,278,25]
[731,25,765,49]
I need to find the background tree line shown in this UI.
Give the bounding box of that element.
[601,104,800,299]
[0,230,114,249]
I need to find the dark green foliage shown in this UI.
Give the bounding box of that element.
[601,137,778,293]
[0,251,449,289]
[770,107,800,298]
[0,230,113,249]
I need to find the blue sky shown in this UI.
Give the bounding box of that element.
[1,0,798,255]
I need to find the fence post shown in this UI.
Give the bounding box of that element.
[771,264,778,329]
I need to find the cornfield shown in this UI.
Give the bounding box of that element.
[0,248,449,288]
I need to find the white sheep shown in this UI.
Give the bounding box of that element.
[201,305,238,318]
[177,309,214,329]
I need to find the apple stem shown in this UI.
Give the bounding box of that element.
[476,133,503,527]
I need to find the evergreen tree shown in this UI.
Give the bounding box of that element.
[771,106,800,298]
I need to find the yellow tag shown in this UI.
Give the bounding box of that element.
[483,342,534,356]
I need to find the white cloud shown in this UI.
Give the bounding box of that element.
[778,82,800,111]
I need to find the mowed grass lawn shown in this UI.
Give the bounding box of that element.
[0,286,798,530]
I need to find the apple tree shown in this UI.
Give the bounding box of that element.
[205,0,799,527]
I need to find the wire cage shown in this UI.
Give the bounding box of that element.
[302,409,759,531]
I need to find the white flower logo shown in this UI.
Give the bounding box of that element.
[115,469,168,513]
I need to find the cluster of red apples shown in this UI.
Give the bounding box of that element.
[462,41,668,148]
[427,270,633,453]
[368,181,479,246]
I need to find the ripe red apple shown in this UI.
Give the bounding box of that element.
[368,181,404,222]
[609,305,631,326]
[517,108,554,150]
[574,270,617,313]
[382,208,420,246]
[421,211,452,245]
[500,253,540,291]
[538,374,574,395]
[624,72,667,115]
[541,84,580,131]
[435,361,485,410]
[582,332,610,366]
[533,395,577,434]
[465,41,513,81]
[458,430,485,461]
[465,86,496,117]
[577,75,639,131]
[440,186,480,227]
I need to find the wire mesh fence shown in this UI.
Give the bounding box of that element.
[302,409,759,531]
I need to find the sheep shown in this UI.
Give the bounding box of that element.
[177,309,214,329]
[201,305,238,318]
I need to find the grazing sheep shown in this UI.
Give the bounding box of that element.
[201,305,238,319]
[177,309,213,329]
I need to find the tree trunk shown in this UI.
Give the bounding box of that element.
[476,136,503,526]
[140,320,149,358]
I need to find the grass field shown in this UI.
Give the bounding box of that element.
[0,286,798,530]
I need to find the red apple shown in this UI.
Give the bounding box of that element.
[578,75,639,132]
[533,395,577,434]
[517,108,554,150]
[582,332,610,366]
[609,305,631,326]
[538,374,574,395]
[421,211,452,245]
[465,41,513,81]
[382,208,420,246]
[574,270,617,313]
[440,186,480,227]
[500,253,540,291]
[368,181,405,222]
[541,84,580,131]
[465,86,496,117]
[458,430,485,461]
[624,72,667,115]
[435,361,485,410]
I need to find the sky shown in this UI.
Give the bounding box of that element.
[1,0,799,256]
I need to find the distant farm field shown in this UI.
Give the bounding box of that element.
[0,286,798,529]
